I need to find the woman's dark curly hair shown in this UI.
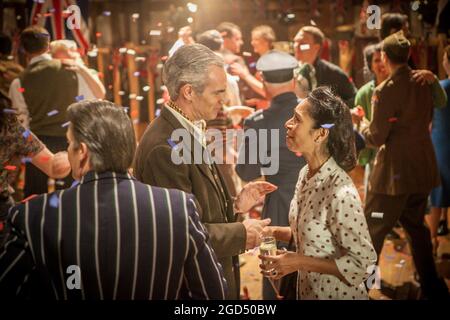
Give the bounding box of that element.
[306,86,356,172]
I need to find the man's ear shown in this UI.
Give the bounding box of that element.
[179,83,195,102]
[79,142,90,169]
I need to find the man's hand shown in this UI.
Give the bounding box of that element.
[228,62,250,79]
[412,69,436,85]
[60,59,81,72]
[242,218,271,249]
[234,181,277,213]
[351,106,365,126]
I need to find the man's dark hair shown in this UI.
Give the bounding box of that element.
[217,22,241,38]
[67,100,136,173]
[197,30,223,52]
[20,26,50,54]
[363,43,382,73]
[380,13,408,40]
[306,87,356,172]
[0,33,12,56]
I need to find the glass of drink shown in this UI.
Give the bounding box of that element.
[259,236,277,275]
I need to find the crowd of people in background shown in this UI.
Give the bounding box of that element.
[0,11,449,300]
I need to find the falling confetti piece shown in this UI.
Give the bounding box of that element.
[95,32,102,38]
[118,91,125,96]
[388,117,398,123]
[127,49,136,55]
[21,194,37,203]
[4,165,17,171]
[70,180,79,188]
[3,108,17,114]
[131,13,140,20]
[143,85,150,92]
[321,123,335,129]
[97,72,104,79]
[75,95,84,102]
[300,44,310,51]
[119,47,127,53]
[295,152,302,157]
[131,110,138,117]
[371,212,384,219]
[49,194,59,208]
[47,109,59,117]
[249,62,256,68]
[155,109,161,117]
[133,71,140,77]
[242,52,252,57]
[187,17,194,23]
[133,119,139,124]
[136,96,144,101]
[102,11,111,16]
[61,121,70,128]
[129,93,137,100]
[310,19,317,26]
[167,138,178,149]
[156,98,165,104]
[22,129,31,139]
[55,180,65,187]
[108,65,114,70]
[157,22,163,27]
[149,30,162,36]
[167,27,175,33]
[123,107,129,112]
[21,157,32,164]
[135,57,146,62]
[18,87,25,93]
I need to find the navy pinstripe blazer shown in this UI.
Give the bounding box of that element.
[0,171,227,299]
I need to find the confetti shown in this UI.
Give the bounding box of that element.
[49,194,59,208]
[3,108,17,114]
[123,107,129,112]
[102,11,111,16]
[156,98,165,104]
[131,13,140,20]
[149,30,162,36]
[187,17,194,24]
[55,180,65,187]
[167,27,175,33]
[22,129,31,139]
[157,22,163,27]
[119,47,127,53]
[70,180,79,188]
[18,87,25,93]
[321,123,335,129]
[167,138,178,149]
[287,13,296,19]
[21,194,37,203]
[95,32,102,38]
[136,96,144,101]
[133,71,140,77]
[118,91,125,96]
[142,85,150,92]
[61,121,70,128]
[187,2,198,13]
[135,56,146,62]
[242,52,252,57]
[47,109,59,117]
[133,119,139,124]
[300,44,310,51]
[371,212,384,219]
[129,93,137,100]
[155,109,161,117]
[4,165,17,171]
[21,157,32,164]
[75,95,84,102]
[295,152,302,157]
[126,49,136,55]
[388,117,398,123]
[249,62,256,68]
[310,19,317,26]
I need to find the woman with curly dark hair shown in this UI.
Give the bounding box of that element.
[0,92,70,245]
[260,87,376,300]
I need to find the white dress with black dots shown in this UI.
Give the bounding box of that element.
[288,157,377,300]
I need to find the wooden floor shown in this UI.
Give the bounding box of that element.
[240,166,450,300]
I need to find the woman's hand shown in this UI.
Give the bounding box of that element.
[259,249,301,280]
[260,226,292,242]
[412,69,435,85]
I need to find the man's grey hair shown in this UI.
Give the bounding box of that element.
[162,44,224,101]
[67,100,136,173]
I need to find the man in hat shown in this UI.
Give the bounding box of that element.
[236,50,306,299]
[361,31,448,299]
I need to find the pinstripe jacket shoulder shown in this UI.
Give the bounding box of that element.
[0,171,226,300]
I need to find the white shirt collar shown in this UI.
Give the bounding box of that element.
[29,53,52,65]
[165,105,206,147]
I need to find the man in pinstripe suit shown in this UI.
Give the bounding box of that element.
[0,100,226,299]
